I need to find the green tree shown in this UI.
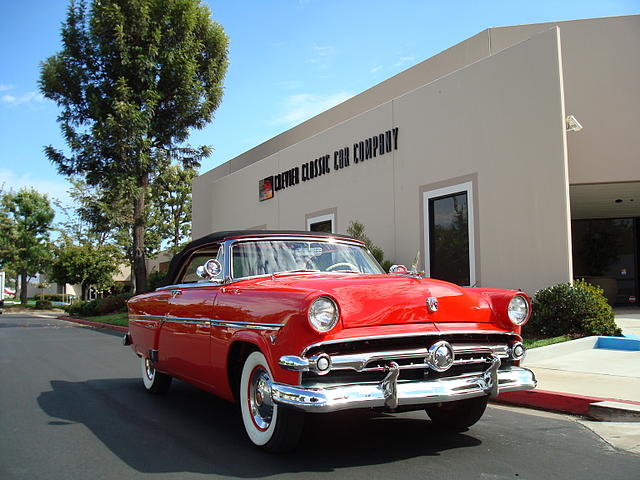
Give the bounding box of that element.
[347,220,393,271]
[0,189,55,304]
[151,164,197,253]
[49,242,121,300]
[40,0,228,293]
[60,178,163,269]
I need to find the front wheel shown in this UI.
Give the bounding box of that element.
[425,396,488,431]
[240,351,304,452]
[141,356,172,394]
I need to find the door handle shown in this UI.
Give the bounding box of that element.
[170,290,182,298]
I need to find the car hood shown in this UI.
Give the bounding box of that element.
[257,273,493,328]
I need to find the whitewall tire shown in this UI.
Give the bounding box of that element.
[141,356,172,394]
[240,351,304,452]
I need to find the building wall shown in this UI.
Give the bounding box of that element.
[392,28,571,292]
[195,28,571,294]
[193,15,640,201]
[489,15,640,185]
[192,30,491,198]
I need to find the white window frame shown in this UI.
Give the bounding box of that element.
[306,213,335,233]
[423,181,476,287]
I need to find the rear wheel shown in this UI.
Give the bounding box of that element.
[240,351,304,452]
[141,356,172,394]
[425,396,488,431]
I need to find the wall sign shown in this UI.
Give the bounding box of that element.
[259,127,399,201]
[259,176,274,201]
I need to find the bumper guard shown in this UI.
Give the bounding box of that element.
[271,355,536,413]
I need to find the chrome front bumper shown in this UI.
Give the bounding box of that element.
[271,359,536,413]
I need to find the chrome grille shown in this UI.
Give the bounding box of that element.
[300,332,520,386]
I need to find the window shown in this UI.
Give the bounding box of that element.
[231,239,384,278]
[423,182,475,286]
[178,244,222,283]
[306,212,335,233]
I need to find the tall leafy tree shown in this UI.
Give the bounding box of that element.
[50,242,121,300]
[40,0,228,293]
[0,189,55,304]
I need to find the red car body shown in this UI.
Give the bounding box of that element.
[126,230,536,451]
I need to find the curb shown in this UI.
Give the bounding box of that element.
[57,315,128,333]
[493,389,640,417]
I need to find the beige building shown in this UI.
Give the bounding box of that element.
[193,15,640,303]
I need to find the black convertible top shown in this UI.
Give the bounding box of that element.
[159,230,359,287]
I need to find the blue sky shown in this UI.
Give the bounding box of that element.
[1,0,638,217]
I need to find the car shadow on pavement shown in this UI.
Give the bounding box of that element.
[38,378,482,476]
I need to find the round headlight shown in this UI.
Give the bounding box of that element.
[508,295,530,325]
[308,296,339,333]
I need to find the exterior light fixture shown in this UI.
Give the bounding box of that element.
[566,115,583,132]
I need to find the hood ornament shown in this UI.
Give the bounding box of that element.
[426,296,438,312]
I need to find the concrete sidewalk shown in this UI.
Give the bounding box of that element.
[495,310,640,419]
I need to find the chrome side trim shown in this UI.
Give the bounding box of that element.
[129,314,165,321]
[156,281,222,291]
[165,317,212,326]
[301,331,520,356]
[270,366,536,413]
[210,319,283,331]
[129,313,283,331]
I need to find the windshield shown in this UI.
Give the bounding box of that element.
[231,240,385,278]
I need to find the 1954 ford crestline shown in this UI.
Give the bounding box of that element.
[125,230,536,451]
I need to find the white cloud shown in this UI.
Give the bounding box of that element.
[394,56,415,67]
[306,44,335,70]
[312,44,333,57]
[275,91,352,125]
[277,80,303,90]
[1,90,45,107]
[370,65,383,74]
[0,168,72,208]
[0,84,13,92]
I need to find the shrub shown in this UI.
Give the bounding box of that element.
[96,293,133,314]
[64,293,134,317]
[64,299,99,316]
[525,279,621,338]
[35,299,53,310]
[41,293,67,302]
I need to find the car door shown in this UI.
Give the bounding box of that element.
[157,244,222,388]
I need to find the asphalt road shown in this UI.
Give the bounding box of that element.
[1,313,639,480]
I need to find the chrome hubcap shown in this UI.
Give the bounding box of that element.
[249,368,273,430]
[145,359,155,381]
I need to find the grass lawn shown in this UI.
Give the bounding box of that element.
[81,312,128,327]
[524,335,574,349]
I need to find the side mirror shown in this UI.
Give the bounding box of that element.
[196,259,222,280]
[389,265,409,275]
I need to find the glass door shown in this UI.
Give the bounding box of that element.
[571,218,639,305]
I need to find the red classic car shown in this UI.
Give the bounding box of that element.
[125,230,536,451]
